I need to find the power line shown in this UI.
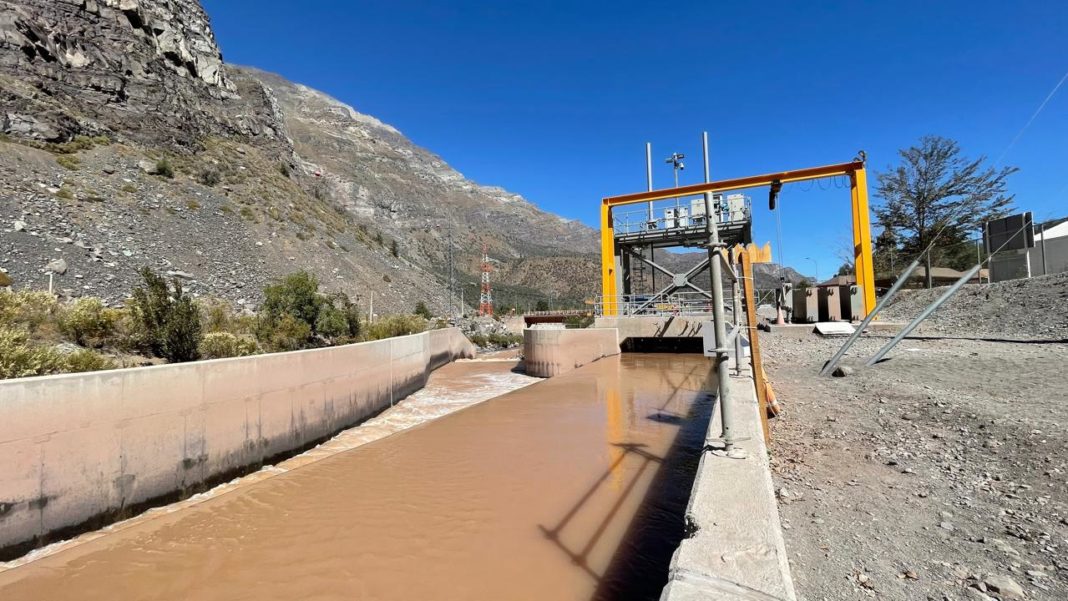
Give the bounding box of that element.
[994,67,1068,166]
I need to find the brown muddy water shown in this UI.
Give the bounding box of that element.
[0,353,714,601]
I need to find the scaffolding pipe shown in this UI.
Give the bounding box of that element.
[703,188,734,452]
[865,264,981,366]
[820,258,921,376]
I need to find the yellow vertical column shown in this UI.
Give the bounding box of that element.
[850,168,877,315]
[600,201,618,315]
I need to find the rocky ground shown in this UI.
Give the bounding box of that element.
[764,332,1067,600]
[881,273,1068,341]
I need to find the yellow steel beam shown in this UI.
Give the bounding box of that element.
[602,160,864,207]
[600,202,617,315]
[851,167,876,315]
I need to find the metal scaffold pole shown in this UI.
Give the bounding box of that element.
[700,131,740,456]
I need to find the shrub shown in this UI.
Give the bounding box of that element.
[56,187,74,200]
[278,163,290,178]
[0,271,10,287]
[59,297,116,347]
[314,303,349,340]
[56,155,80,170]
[391,239,399,257]
[363,314,426,341]
[261,271,323,330]
[198,168,221,187]
[121,183,138,194]
[489,332,523,347]
[64,348,116,373]
[199,332,258,359]
[155,158,175,179]
[0,290,59,334]
[413,301,433,320]
[0,327,66,379]
[129,267,202,362]
[258,313,311,352]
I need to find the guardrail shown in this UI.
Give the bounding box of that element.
[592,292,726,317]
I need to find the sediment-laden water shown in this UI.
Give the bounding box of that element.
[0,354,713,600]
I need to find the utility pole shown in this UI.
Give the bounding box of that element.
[447,227,454,318]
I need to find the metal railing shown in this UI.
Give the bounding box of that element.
[611,196,752,237]
[592,292,731,317]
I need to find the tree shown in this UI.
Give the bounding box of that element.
[534,299,549,312]
[835,262,853,277]
[875,136,1016,287]
[129,267,202,362]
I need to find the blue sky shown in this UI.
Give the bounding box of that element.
[202,0,1067,278]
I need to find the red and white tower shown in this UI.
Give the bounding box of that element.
[478,243,493,317]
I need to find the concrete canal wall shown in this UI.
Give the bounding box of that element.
[523,328,620,377]
[0,328,475,557]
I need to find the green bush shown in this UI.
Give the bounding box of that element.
[199,332,258,359]
[0,290,59,334]
[56,155,80,170]
[129,267,202,362]
[0,328,66,379]
[258,313,312,352]
[155,158,175,179]
[363,314,426,341]
[314,303,350,340]
[261,271,322,327]
[64,348,116,373]
[59,297,116,347]
[413,301,433,320]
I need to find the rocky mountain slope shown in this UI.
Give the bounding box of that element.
[0,0,600,313]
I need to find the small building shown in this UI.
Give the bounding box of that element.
[989,218,1068,282]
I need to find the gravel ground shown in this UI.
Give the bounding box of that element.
[764,333,1068,601]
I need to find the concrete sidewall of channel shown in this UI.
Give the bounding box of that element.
[523,328,620,377]
[0,328,476,555]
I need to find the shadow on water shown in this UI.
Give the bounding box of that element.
[537,363,717,600]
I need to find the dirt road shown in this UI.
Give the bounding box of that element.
[764,333,1067,600]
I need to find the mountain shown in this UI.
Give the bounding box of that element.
[0,0,599,313]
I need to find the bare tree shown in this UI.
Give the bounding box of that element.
[875,136,1017,287]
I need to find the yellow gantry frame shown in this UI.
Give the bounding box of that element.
[600,159,876,317]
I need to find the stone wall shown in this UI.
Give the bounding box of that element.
[0,328,474,557]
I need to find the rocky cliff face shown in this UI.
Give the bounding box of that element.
[0,0,602,312]
[0,0,288,153]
